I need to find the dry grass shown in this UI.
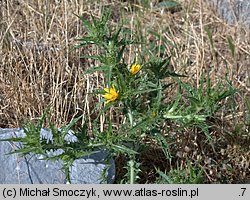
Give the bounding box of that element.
[0,0,249,183]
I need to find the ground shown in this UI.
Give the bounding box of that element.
[0,0,249,183]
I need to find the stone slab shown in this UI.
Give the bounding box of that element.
[0,128,115,184]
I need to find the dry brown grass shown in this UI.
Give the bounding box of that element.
[0,0,249,183]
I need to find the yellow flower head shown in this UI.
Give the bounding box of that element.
[130,63,141,75]
[102,84,119,104]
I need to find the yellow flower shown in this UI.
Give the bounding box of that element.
[102,84,119,104]
[130,63,141,75]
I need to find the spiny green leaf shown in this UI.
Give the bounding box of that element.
[155,0,181,10]
[111,144,139,155]
[154,133,172,160]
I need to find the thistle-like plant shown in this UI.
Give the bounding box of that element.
[1,8,236,184]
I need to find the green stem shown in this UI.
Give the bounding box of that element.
[128,159,135,184]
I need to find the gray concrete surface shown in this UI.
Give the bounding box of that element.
[0,128,115,184]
